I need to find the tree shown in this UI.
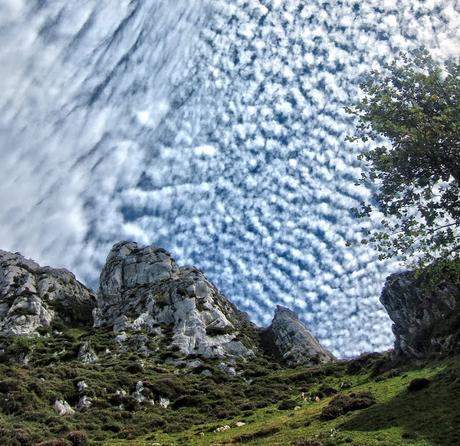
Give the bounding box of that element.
[346,48,460,265]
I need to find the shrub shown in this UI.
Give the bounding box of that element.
[294,440,324,446]
[311,385,338,399]
[407,378,430,391]
[65,431,88,446]
[278,400,297,410]
[126,362,143,374]
[320,392,375,420]
[346,353,381,374]
[0,379,20,393]
[0,427,35,446]
[35,440,72,446]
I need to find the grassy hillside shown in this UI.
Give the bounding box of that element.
[0,327,459,446]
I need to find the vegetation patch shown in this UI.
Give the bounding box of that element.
[320,391,376,420]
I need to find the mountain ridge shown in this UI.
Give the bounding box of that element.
[0,242,334,367]
[0,243,459,446]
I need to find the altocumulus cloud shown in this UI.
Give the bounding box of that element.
[0,0,459,357]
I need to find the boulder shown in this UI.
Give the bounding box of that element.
[380,263,460,358]
[263,305,334,366]
[76,396,92,411]
[94,242,256,359]
[53,400,75,416]
[77,342,97,364]
[0,250,96,335]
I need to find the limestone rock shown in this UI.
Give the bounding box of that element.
[264,306,334,366]
[53,399,75,416]
[77,396,92,411]
[380,264,460,358]
[133,381,147,404]
[0,250,96,336]
[159,397,170,408]
[77,342,97,364]
[76,381,88,393]
[94,241,255,359]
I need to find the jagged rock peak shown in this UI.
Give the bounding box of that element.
[94,241,256,359]
[380,263,460,358]
[264,305,335,366]
[0,250,96,336]
[99,241,180,299]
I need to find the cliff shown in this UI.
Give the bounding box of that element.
[380,261,460,358]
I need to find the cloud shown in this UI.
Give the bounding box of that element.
[0,0,459,357]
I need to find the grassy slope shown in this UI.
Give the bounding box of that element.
[103,355,460,446]
[0,328,459,446]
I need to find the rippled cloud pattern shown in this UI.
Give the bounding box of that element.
[1,0,459,356]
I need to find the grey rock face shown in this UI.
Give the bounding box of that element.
[380,266,459,358]
[0,250,96,335]
[95,241,255,359]
[264,306,334,366]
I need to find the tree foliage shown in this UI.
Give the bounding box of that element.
[346,48,460,265]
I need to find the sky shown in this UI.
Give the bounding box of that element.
[0,0,459,357]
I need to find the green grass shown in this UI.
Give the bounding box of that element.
[101,355,460,446]
[0,329,459,446]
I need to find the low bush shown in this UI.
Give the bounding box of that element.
[294,440,323,446]
[0,427,35,446]
[320,392,375,420]
[65,431,89,446]
[36,440,72,446]
[407,378,430,391]
[278,400,297,410]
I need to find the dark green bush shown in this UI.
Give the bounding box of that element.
[0,427,35,446]
[407,378,430,391]
[320,392,375,420]
[65,431,89,446]
[278,400,297,410]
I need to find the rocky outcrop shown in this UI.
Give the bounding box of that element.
[0,243,335,366]
[381,264,460,358]
[263,305,334,366]
[0,250,96,335]
[94,241,256,359]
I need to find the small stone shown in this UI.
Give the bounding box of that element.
[217,363,237,376]
[159,397,170,408]
[77,396,92,411]
[133,381,146,403]
[77,381,88,393]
